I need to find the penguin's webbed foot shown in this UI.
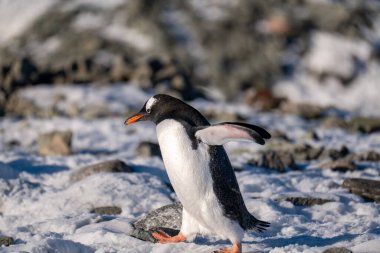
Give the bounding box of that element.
[214,243,242,253]
[151,230,186,244]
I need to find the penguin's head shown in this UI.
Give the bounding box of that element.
[125,94,209,126]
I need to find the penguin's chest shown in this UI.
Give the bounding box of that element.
[156,120,212,208]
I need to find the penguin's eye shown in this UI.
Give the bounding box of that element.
[146,108,151,114]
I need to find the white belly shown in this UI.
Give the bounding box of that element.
[157,120,212,213]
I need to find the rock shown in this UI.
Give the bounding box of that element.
[245,88,285,111]
[293,144,324,161]
[320,117,348,129]
[342,178,380,203]
[70,160,133,182]
[0,236,14,246]
[5,92,41,117]
[130,203,182,242]
[320,159,356,172]
[279,101,323,120]
[348,117,380,134]
[91,206,122,215]
[38,131,72,156]
[136,142,161,158]
[322,247,352,253]
[328,146,350,160]
[350,151,380,162]
[275,196,333,206]
[249,150,298,172]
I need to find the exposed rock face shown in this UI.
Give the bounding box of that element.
[129,202,182,242]
[342,178,380,203]
[70,160,133,182]
[38,131,72,156]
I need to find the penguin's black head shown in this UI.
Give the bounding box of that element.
[125,94,209,126]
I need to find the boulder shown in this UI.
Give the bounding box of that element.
[38,131,72,156]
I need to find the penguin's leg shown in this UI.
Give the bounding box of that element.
[151,230,186,243]
[214,243,242,253]
[152,208,196,244]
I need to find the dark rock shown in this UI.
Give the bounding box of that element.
[70,160,133,182]
[328,146,350,160]
[91,206,122,215]
[322,247,352,253]
[320,159,356,172]
[275,196,333,206]
[136,142,161,158]
[38,131,73,156]
[342,178,380,203]
[0,236,14,247]
[129,203,182,242]
[249,150,298,172]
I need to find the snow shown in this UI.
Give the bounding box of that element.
[1,84,380,252]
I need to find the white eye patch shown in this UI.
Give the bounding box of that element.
[146,97,158,112]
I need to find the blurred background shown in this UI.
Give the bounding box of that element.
[1,0,380,117]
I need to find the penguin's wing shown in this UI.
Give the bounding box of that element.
[194,122,270,145]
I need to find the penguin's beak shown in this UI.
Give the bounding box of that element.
[124,113,145,125]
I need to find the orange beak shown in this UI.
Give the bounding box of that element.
[125,114,144,125]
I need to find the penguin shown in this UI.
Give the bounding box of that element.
[125,94,270,253]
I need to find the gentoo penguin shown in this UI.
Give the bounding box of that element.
[125,94,270,253]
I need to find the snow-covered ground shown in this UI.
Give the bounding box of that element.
[1,84,380,253]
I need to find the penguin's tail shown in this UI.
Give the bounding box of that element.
[245,216,270,233]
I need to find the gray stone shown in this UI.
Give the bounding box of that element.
[38,130,72,156]
[91,206,122,215]
[275,196,333,206]
[70,160,133,182]
[322,247,352,253]
[342,178,380,203]
[129,203,182,242]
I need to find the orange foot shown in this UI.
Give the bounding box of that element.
[214,243,242,253]
[151,230,186,244]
